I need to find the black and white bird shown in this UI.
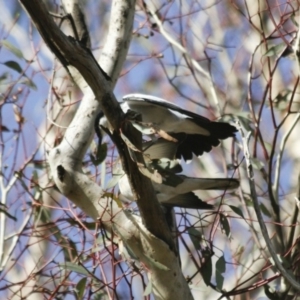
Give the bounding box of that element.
[99,93,237,161]
[116,137,239,209]
[96,93,239,209]
[118,173,239,209]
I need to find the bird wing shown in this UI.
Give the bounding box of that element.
[153,177,239,195]
[159,192,214,209]
[143,138,178,160]
[123,93,237,138]
[123,93,211,123]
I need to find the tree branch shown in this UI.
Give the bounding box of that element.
[240,124,300,291]
[18,1,191,298]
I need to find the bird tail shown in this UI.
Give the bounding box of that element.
[173,177,239,194]
[160,192,214,209]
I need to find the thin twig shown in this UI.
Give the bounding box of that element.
[239,121,300,291]
[146,2,221,115]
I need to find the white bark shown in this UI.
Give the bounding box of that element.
[19,0,194,298]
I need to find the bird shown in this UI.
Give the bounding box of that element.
[117,133,239,210]
[118,172,239,209]
[94,132,239,210]
[96,93,239,209]
[99,93,237,161]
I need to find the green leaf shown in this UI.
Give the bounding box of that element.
[187,227,202,250]
[291,13,298,26]
[216,255,226,273]
[97,143,107,163]
[20,77,37,90]
[93,291,107,300]
[200,249,212,286]
[215,256,226,290]
[220,214,231,238]
[0,72,8,82]
[2,62,37,91]
[90,143,107,166]
[59,262,89,275]
[144,254,170,271]
[102,192,123,208]
[264,43,286,57]
[143,280,153,296]
[4,60,23,73]
[243,195,253,207]
[271,90,291,111]
[76,277,87,300]
[228,205,244,219]
[82,221,97,230]
[215,273,224,291]
[2,40,24,59]
[235,114,253,132]
[67,239,79,261]
[259,202,272,217]
[251,157,265,170]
